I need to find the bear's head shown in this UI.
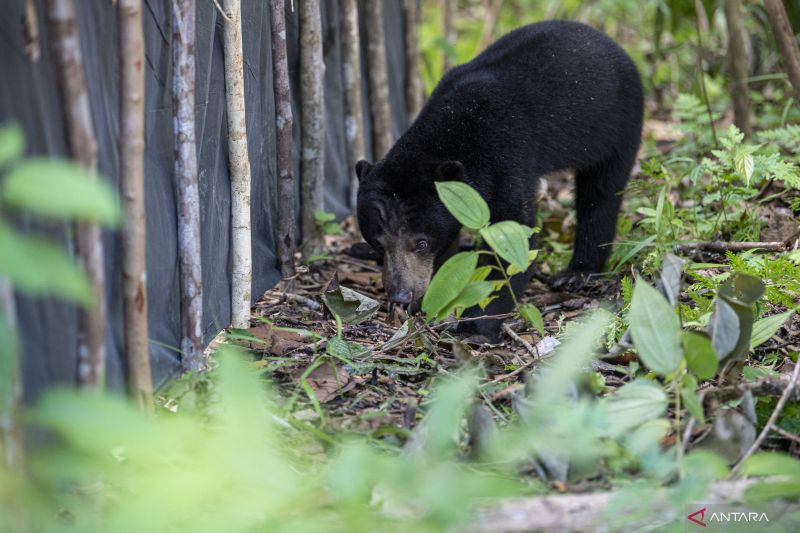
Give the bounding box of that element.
[355,158,466,312]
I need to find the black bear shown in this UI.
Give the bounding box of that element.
[356,20,643,336]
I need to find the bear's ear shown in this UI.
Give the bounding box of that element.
[355,160,374,181]
[436,160,465,182]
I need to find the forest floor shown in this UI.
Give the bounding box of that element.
[205,115,800,470]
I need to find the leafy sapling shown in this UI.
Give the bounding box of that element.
[421,181,544,335]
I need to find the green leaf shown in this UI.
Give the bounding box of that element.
[709,274,764,361]
[681,374,705,423]
[0,222,92,306]
[469,265,493,282]
[742,452,800,478]
[629,280,683,376]
[0,123,25,167]
[708,298,740,360]
[604,380,668,437]
[479,221,531,272]
[434,181,490,230]
[683,331,718,380]
[750,310,794,351]
[437,280,495,320]
[2,158,121,226]
[520,304,545,337]
[734,152,754,186]
[422,251,478,320]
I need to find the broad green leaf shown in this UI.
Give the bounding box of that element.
[422,251,478,319]
[520,304,545,337]
[741,452,800,478]
[681,374,705,423]
[718,273,765,306]
[750,310,794,351]
[469,265,493,282]
[708,298,740,360]
[0,222,92,306]
[658,253,683,307]
[437,280,495,320]
[683,331,718,380]
[434,181,489,230]
[0,123,24,167]
[479,221,531,272]
[710,274,764,361]
[629,280,682,376]
[734,152,754,186]
[2,158,121,226]
[604,380,668,437]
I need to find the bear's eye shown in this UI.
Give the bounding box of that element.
[414,240,429,253]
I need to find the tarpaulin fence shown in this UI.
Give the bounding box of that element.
[0,0,409,399]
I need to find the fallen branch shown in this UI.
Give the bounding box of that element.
[673,241,786,254]
[730,359,800,476]
[502,323,538,361]
[472,478,760,533]
[702,374,800,405]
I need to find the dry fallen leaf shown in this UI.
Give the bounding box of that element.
[301,362,354,403]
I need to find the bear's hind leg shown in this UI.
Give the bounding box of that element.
[568,150,636,274]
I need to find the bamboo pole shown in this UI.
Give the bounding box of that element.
[341,0,365,209]
[268,0,296,282]
[46,0,108,390]
[172,0,205,372]
[221,0,253,329]
[119,0,153,408]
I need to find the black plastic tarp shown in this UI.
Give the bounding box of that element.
[0,0,408,400]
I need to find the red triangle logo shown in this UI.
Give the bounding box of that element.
[687,507,707,527]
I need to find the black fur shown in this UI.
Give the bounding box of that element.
[357,20,643,337]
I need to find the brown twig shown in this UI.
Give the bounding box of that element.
[773,425,800,446]
[673,241,786,254]
[730,360,800,477]
[502,323,538,362]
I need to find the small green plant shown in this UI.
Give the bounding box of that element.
[314,209,343,236]
[420,181,543,331]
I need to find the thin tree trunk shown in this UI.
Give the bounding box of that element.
[172,0,204,372]
[765,0,800,105]
[46,0,107,390]
[268,0,296,282]
[442,0,455,73]
[725,0,752,138]
[299,0,325,257]
[119,0,153,409]
[221,0,253,329]
[0,277,28,533]
[403,0,423,122]
[23,0,40,62]
[476,0,503,52]
[341,0,365,209]
[0,278,23,470]
[365,0,392,159]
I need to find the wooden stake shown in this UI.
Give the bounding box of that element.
[299,0,325,257]
[172,0,205,372]
[119,0,153,408]
[268,0,296,282]
[221,0,253,329]
[341,0,365,209]
[365,0,392,160]
[46,0,108,390]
